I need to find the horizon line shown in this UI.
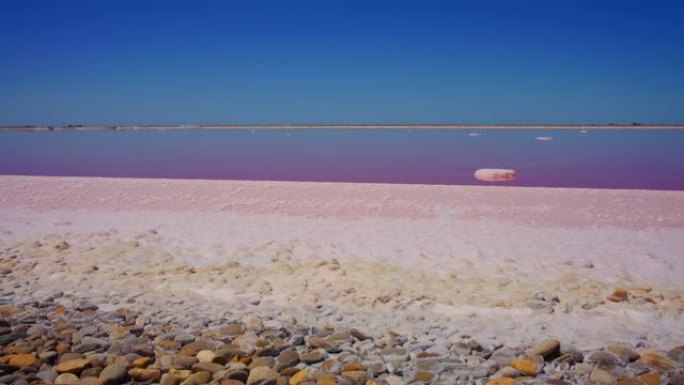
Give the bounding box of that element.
[2,123,684,131]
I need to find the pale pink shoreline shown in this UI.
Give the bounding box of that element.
[2,175,684,347]
[1,175,682,230]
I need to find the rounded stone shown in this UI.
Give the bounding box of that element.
[55,373,81,385]
[590,368,617,385]
[486,379,516,385]
[99,363,128,385]
[181,371,212,385]
[161,373,180,385]
[414,372,433,382]
[54,358,91,374]
[246,366,279,385]
[667,346,684,365]
[640,353,677,372]
[587,351,623,367]
[197,350,217,363]
[510,358,541,376]
[527,339,560,358]
[289,370,313,385]
[128,368,162,382]
[132,356,153,368]
[639,373,661,385]
[301,349,327,364]
[9,353,37,368]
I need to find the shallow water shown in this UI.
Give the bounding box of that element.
[1,129,683,189]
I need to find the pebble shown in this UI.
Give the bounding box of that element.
[55,373,81,385]
[639,373,661,385]
[608,345,640,362]
[192,362,226,373]
[486,378,516,385]
[385,375,405,385]
[289,370,314,385]
[301,349,327,364]
[587,351,623,367]
[246,366,279,385]
[99,363,128,385]
[129,368,162,382]
[181,371,212,385]
[590,368,617,385]
[528,339,561,358]
[54,358,90,374]
[8,353,37,368]
[0,286,681,385]
[341,370,367,385]
[36,370,59,382]
[161,373,180,385]
[510,358,541,376]
[196,350,218,363]
[276,349,300,368]
[607,288,629,302]
[667,346,684,364]
[640,353,677,372]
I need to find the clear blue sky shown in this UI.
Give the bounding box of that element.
[1,0,683,125]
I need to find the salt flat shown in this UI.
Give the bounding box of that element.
[1,175,683,350]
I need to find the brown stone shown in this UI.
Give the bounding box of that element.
[54,358,90,374]
[639,373,661,385]
[607,288,628,302]
[0,305,16,316]
[9,353,37,368]
[289,370,314,385]
[132,356,153,368]
[510,359,540,376]
[668,374,684,385]
[54,373,81,385]
[129,368,162,382]
[99,363,128,385]
[414,372,433,382]
[486,379,516,385]
[220,324,244,336]
[280,367,301,377]
[246,366,279,385]
[159,339,182,350]
[640,353,677,372]
[341,371,367,385]
[341,363,365,373]
[528,339,561,358]
[591,368,617,385]
[181,371,212,385]
[220,380,247,385]
[617,378,646,385]
[249,356,275,369]
[301,349,327,364]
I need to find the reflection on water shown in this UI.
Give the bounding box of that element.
[0,129,683,190]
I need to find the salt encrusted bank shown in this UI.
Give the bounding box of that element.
[1,175,684,385]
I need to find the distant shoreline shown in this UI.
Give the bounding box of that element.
[2,124,684,131]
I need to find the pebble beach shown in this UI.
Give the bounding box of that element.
[1,175,683,385]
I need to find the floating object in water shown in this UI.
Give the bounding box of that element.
[468,132,480,137]
[474,168,517,182]
[579,129,589,134]
[535,136,553,141]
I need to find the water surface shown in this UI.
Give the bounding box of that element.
[1,129,683,190]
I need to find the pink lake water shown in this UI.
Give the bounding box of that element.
[1,129,683,190]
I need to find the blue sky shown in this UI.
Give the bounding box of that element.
[1,0,683,125]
